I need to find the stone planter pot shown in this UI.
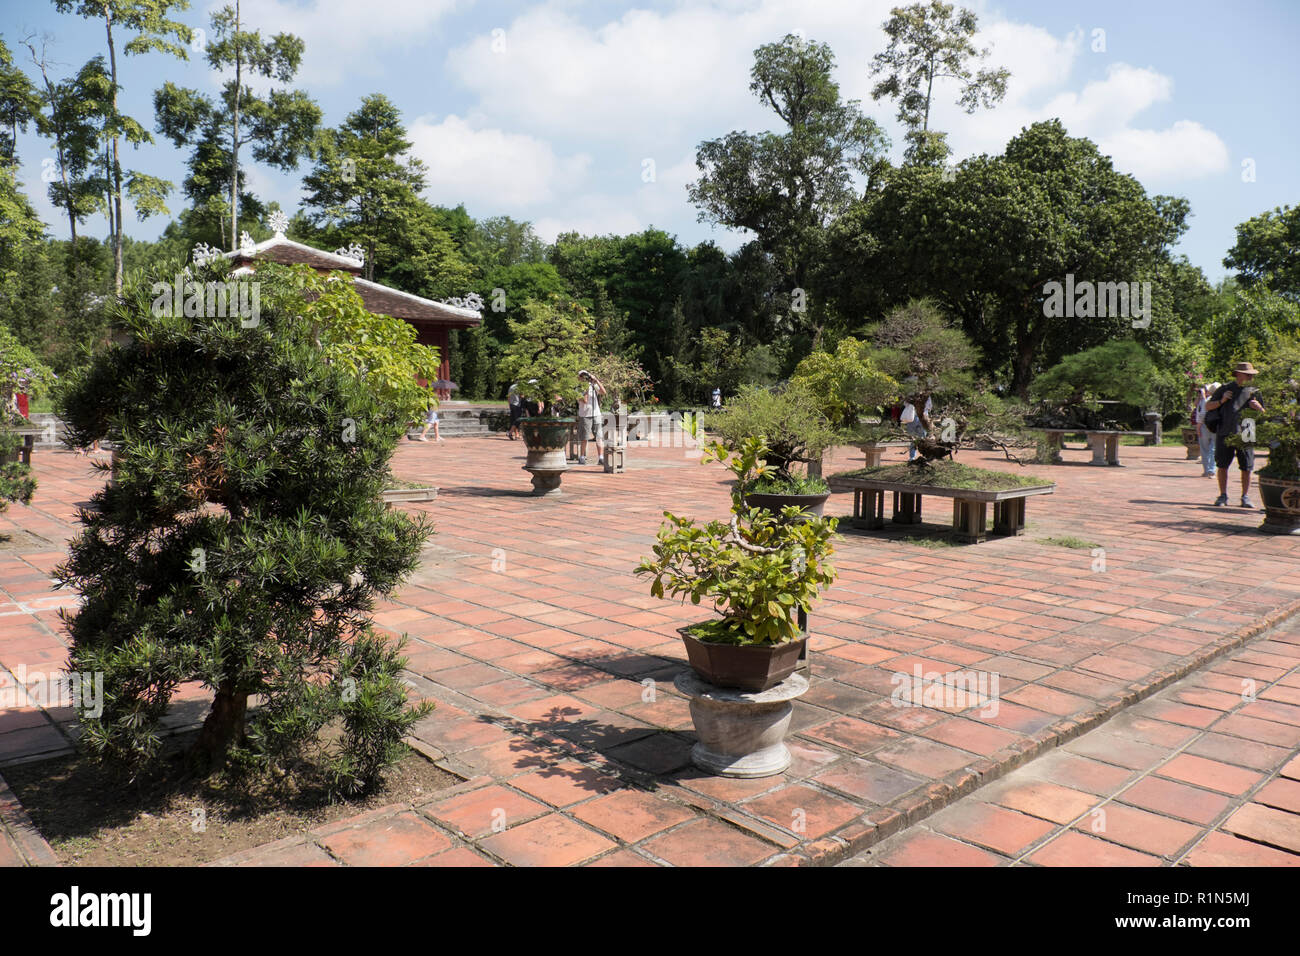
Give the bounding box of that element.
[520,418,575,496]
[1182,427,1200,461]
[742,491,830,521]
[678,626,807,692]
[674,669,809,778]
[1258,475,1300,534]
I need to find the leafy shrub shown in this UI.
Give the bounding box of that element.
[703,381,839,479]
[55,261,432,794]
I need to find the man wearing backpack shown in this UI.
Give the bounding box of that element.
[1204,362,1266,508]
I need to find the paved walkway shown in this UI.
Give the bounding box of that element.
[3,435,1300,865]
[843,615,1300,866]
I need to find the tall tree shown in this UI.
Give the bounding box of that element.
[869,1,1009,164]
[1224,205,1300,301]
[301,94,425,281]
[154,0,319,250]
[0,36,42,165]
[23,39,112,255]
[838,121,1185,395]
[689,34,888,347]
[52,1,190,293]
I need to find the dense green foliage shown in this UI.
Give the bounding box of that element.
[836,461,1050,490]
[55,263,432,790]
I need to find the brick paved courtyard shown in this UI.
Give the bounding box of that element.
[3,434,1300,866]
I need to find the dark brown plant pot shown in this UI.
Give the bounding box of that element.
[742,491,830,521]
[1258,475,1300,534]
[678,627,808,692]
[520,417,576,451]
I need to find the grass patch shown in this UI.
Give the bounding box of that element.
[1037,535,1098,549]
[898,535,960,549]
[833,460,1050,490]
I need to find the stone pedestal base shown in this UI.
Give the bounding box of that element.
[674,670,809,778]
[523,447,568,496]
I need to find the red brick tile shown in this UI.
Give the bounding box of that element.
[479,813,616,866]
[1120,777,1232,826]
[875,830,1004,867]
[640,818,776,866]
[929,802,1056,856]
[1221,803,1300,853]
[1156,754,1264,796]
[1028,831,1160,867]
[569,789,696,843]
[1255,777,1300,814]
[1071,803,1201,857]
[320,812,452,866]
[1183,831,1300,867]
[992,781,1099,824]
[741,784,865,839]
[422,784,549,838]
[510,762,621,807]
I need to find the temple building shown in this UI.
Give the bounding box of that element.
[216,215,481,383]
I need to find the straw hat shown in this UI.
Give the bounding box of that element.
[1233,362,1258,376]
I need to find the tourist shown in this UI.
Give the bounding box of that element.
[711,387,722,408]
[576,370,606,465]
[1195,382,1219,478]
[414,399,444,443]
[901,396,931,461]
[507,383,523,440]
[1205,363,1265,507]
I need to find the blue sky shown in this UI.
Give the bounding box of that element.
[5,0,1298,281]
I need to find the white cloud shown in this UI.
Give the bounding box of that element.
[407,114,592,206]
[198,0,467,87]
[1102,120,1231,182]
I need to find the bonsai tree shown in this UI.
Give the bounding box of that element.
[55,260,432,794]
[865,298,977,442]
[636,436,837,646]
[790,336,899,432]
[703,381,839,491]
[1029,340,1158,428]
[498,295,595,414]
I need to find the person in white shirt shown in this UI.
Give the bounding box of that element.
[576,370,606,465]
[900,396,931,460]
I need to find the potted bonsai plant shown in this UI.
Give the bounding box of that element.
[499,296,594,495]
[636,435,838,692]
[702,381,839,518]
[790,335,900,466]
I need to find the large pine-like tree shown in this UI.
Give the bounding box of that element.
[56,261,432,791]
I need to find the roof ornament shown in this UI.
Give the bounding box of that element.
[268,210,289,237]
[335,241,365,263]
[192,242,221,267]
[441,292,484,313]
[239,231,257,256]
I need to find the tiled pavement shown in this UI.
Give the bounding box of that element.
[842,614,1300,866]
[3,434,1300,865]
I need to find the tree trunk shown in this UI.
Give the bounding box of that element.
[106,13,123,295]
[194,680,248,768]
[230,0,242,250]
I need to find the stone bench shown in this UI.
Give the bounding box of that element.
[828,474,1056,544]
[3,428,42,467]
[852,440,912,467]
[1029,429,1153,467]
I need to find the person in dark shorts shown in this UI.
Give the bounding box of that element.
[1206,362,1266,508]
[507,383,523,440]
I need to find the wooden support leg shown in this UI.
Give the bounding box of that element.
[852,489,886,530]
[992,497,1026,536]
[892,491,923,524]
[952,498,988,543]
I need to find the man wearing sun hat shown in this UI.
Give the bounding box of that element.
[1205,362,1266,508]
